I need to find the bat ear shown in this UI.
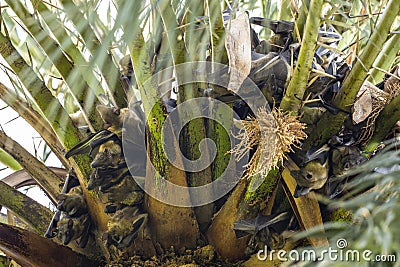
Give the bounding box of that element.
[68,219,74,228]
[294,185,311,198]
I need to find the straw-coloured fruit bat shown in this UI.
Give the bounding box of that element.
[86,163,127,190]
[104,176,144,206]
[96,104,144,137]
[57,213,90,248]
[234,211,291,254]
[291,159,329,198]
[98,167,130,192]
[104,206,148,248]
[286,145,330,198]
[96,104,147,175]
[90,139,122,168]
[57,186,87,217]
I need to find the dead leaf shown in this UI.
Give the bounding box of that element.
[225,12,252,93]
[352,81,389,124]
[384,65,400,97]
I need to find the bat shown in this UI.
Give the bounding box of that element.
[233,211,290,239]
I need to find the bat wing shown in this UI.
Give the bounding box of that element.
[89,131,118,148]
[65,130,115,158]
[118,213,148,248]
[257,211,290,230]
[249,17,294,34]
[60,170,80,194]
[44,210,61,238]
[233,218,257,238]
[305,144,330,164]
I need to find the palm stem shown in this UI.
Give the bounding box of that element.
[364,94,400,152]
[280,0,323,112]
[368,30,400,84]
[0,182,53,235]
[0,131,63,203]
[0,149,22,171]
[0,83,68,167]
[0,223,99,266]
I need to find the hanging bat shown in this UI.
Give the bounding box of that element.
[96,104,144,138]
[57,213,90,248]
[98,167,131,192]
[291,159,329,198]
[105,176,144,206]
[86,163,127,190]
[90,139,123,168]
[57,186,87,217]
[104,206,148,248]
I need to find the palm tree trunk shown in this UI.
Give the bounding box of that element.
[128,29,200,248]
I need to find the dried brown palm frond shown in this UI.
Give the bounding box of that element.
[356,77,399,145]
[384,67,400,99]
[230,108,307,180]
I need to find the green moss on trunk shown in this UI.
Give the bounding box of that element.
[0,181,52,235]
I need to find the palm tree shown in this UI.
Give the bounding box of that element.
[0,0,399,265]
